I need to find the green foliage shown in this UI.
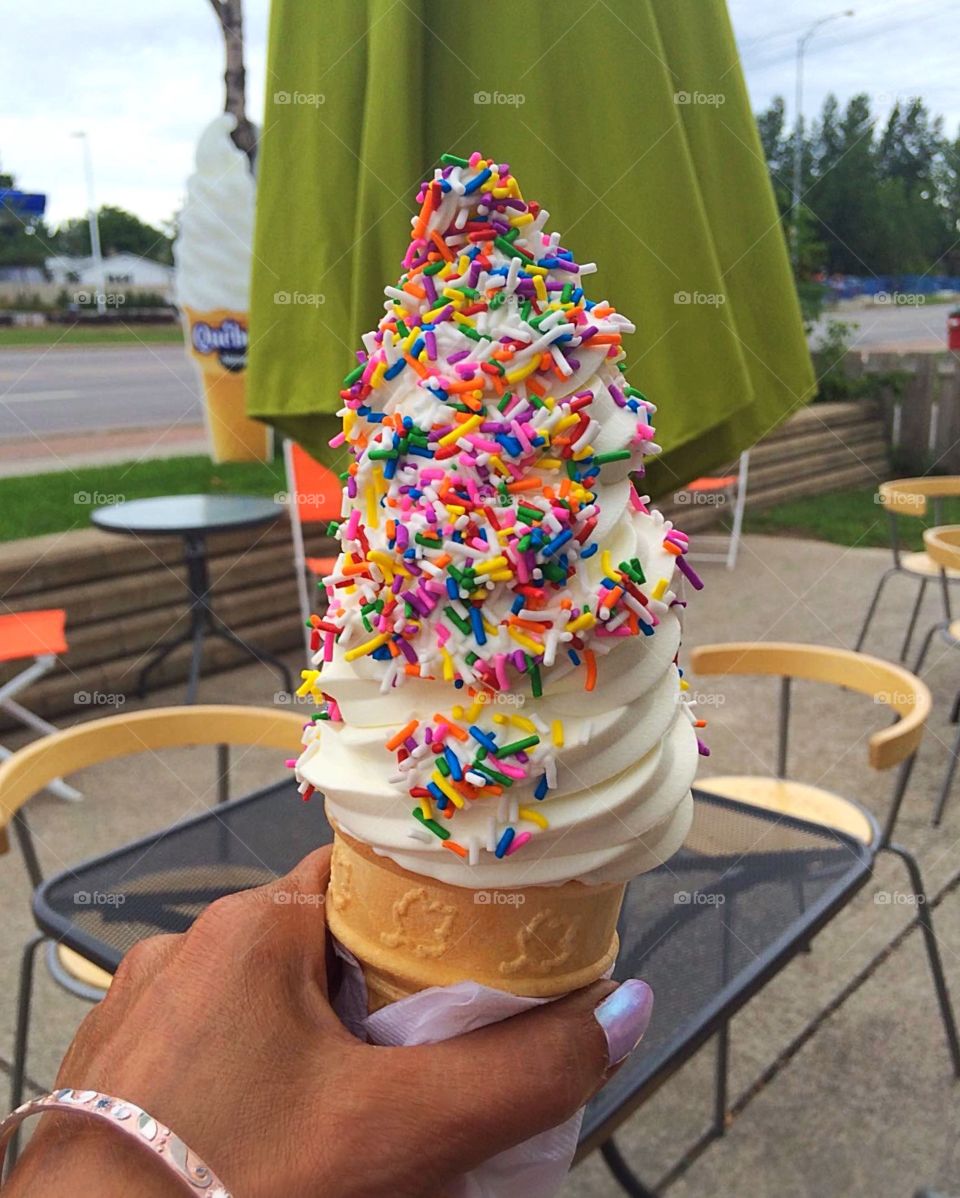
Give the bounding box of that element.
[72,288,172,309]
[0,291,52,312]
[755,93,960,278]
[123,290,174,308]
[808,318,909,404]
[810,319,867,402]
[745,485,960,550]
[52,206,173,263]
[0,158,52,268]
[796,279,827,330]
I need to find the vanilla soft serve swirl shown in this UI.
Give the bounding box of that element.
[174,114,255,313]
[296,153,701,887]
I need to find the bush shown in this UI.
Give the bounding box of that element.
[0,291,51,312]
[123,290,174,309]
[797,280,828,332]
[810,320,863,402]
[810,317,909,407]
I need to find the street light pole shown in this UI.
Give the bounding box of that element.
[790,10,854,266]
[71,131,106,316]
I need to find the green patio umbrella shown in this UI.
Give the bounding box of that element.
[248,0,814,497]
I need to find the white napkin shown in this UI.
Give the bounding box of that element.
[333,942,583,1198]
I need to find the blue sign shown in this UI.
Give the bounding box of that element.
[0,190,46,217]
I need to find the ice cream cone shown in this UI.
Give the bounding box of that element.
[326,825,625,1013]
[182,305,271,463]
[294,154,701,1016]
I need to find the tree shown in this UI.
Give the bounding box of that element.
[53,206,173,263]
[941,132,960,273]
[0,160,52,269]
[207,0,256,165]
[755,97,791,215]
[878,99,944,198]
[754,92,960,279]
[806,93,882,275]
[876,100,955,274]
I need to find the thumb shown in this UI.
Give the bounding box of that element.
[390,978,653,1176]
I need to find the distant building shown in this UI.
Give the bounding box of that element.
[0,266,47,284]
[46,253,174,290]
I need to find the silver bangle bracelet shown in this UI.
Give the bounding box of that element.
[0,1088,231,1195]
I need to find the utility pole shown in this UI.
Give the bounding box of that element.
[72,131,106,316]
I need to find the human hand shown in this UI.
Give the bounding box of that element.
[7,846,653,1198]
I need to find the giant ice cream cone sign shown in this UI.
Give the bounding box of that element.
[174,114,270,463]
[292,153,705,1010]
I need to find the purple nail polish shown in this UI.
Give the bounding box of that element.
[594,979,654,1065]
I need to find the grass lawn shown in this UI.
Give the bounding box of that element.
[7,466,958,551]
[0,455,288,542]
[744,485,960,551]
[0,324,183,348]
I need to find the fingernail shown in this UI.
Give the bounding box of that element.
[594,979,654,1066]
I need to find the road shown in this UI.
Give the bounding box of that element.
[0,306,950,449]
[812,300,951,352]
[0,345,202,440]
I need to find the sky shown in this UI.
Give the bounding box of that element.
[1,0,957,231]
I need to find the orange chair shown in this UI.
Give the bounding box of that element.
[0,609,81,801]
[283,440,341,655]
[679,450,750,570]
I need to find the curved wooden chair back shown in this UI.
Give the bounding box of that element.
[923,526,960,574]
[879,477,960,519]
[0,706,307,851]
[689,642,929,771]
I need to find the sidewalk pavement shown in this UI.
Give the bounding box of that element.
[1,533,959,1196]
[0,424,208,477]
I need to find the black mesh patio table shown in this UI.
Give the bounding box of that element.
[91,495,293,704]
[33,783,872,1160]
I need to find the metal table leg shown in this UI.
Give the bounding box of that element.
[206,614,293,696]
[600,1138,657,1198]
[137,532,293,702]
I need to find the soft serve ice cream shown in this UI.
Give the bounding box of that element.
[174,113,269,462]
[296,152,703,888]
[175,113,255,315]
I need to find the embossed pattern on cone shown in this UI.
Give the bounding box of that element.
[327,827,625,1012]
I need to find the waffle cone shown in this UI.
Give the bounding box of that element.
[326,827,625,1012]
[182,306,271,463]
[197,367,271,462]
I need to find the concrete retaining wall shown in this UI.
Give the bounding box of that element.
[0,518,333,728]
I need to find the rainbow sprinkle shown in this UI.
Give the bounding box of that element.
[299,153,706,862]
